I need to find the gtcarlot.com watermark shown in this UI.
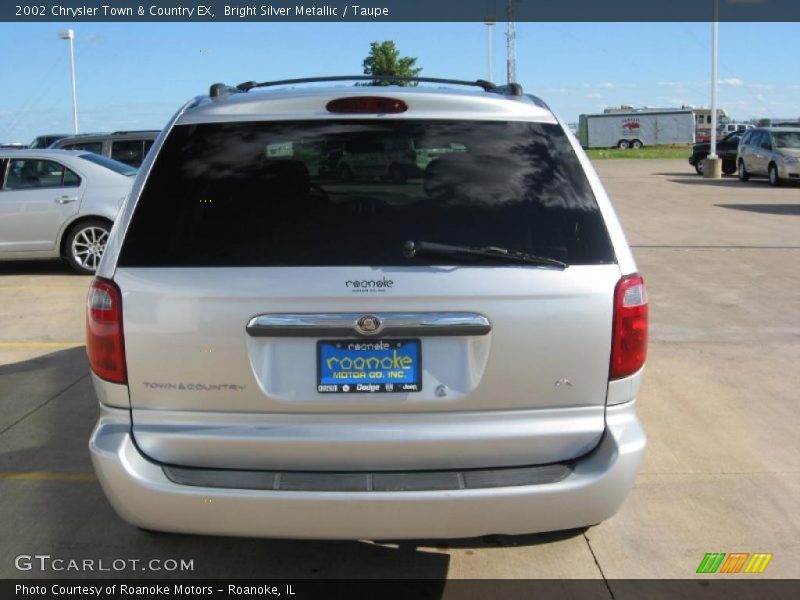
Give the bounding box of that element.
[14,554,194,573]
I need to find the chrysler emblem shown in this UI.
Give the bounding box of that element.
[356,315,382,335]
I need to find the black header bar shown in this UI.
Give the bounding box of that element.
[4,579,800,600]
[4,1,800,23]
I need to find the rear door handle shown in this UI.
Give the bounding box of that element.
[54,196,78,204]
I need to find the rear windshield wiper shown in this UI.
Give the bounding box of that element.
[404,240,569,269]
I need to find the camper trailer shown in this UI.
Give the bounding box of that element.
[578,109,695,149]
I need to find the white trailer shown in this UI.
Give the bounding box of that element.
[577,109,695,149]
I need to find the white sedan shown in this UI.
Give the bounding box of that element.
[0,149,135,273]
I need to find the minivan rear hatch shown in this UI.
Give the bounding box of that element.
[114,116,620,471]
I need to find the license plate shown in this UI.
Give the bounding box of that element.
[317,339,421,393]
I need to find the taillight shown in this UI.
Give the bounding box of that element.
[610,274,648,380]
[326,96,408,114]
[86,278,127,384]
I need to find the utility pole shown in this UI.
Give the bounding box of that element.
[506,0,516,83]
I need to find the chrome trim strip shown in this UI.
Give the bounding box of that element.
[246,312,491,338]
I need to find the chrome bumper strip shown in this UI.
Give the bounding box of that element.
[246,312,491,338]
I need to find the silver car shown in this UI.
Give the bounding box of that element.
[88,77,648,539]
[0,150,135,273]
[738,127,800,186]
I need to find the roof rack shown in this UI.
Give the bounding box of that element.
[110,130,160,135]
[57,132,109,139]
[209,83,243,98]
[209,76,524,98]
[491,82,524,97]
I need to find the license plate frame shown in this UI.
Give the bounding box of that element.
[316,339,422,394]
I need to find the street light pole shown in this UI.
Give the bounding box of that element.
[710,15,718,159]
[704,0,722,178]
[58,29,78,134]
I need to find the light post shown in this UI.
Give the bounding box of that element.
[704,0,722,178]
[58,29,79,134]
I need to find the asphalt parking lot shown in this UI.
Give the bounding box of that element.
[0,159,798,583]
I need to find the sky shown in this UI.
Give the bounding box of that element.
[0,21,797,143]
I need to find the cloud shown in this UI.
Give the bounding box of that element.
[585,93,602,99]
[657,81,693,88]
[78,33,102,44]
[748,83,773,90]
[658,78,744,88]
[582,82,617,89]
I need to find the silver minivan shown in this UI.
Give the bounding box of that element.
[87,77,648,539]
[738,127,800,186]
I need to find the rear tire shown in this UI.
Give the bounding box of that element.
[694,156,706,176]
[738,160,750,182]
[617,140,631,149]
[768,163,781,187]
[63,219,111,275]
[631,139,643,149]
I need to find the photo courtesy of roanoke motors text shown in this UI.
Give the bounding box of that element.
[0,1,799,598]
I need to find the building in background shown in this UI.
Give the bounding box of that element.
[691,108,730,142]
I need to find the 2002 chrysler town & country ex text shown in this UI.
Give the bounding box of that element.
[87,76,648,539]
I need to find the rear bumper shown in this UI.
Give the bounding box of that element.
[89,401,645,540]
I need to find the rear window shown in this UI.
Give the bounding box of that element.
[4,159,81,189]
[773,131,800,149]
[62,141,103,154]
[119,120,615,267]
[111,140,146,166]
